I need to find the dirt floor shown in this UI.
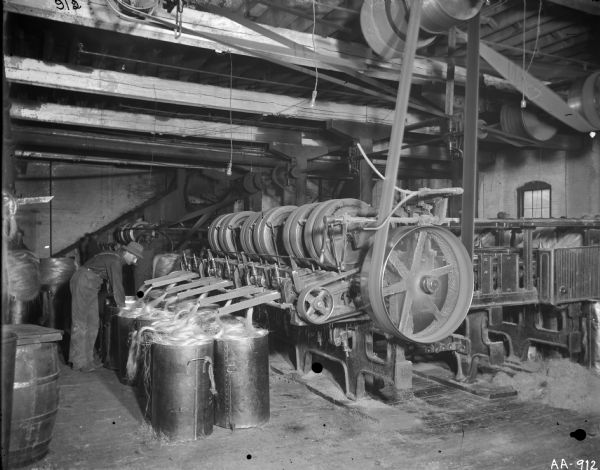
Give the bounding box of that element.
[12,349,600,470]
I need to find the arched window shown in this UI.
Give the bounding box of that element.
[517,181,551,218]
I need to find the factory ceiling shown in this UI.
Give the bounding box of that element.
[3,0,600,177]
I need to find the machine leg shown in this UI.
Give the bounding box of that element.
[393,345,412,390]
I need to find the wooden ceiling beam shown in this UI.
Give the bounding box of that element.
[481,11,543,44]
[5,56,409,125]
[255,0,351,34]
[546,0,600,15]
[3,0,512,91]
[503,22,586,49]
[537,31,592,55]
[10,101,334,146]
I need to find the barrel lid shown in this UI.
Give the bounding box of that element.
[3,324,63,345]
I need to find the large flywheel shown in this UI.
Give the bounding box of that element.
[361,226,473,343]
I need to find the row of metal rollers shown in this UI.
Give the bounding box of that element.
[207,198,374,270]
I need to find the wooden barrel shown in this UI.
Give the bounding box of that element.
[1,331,17,470]
[5,325,62,467]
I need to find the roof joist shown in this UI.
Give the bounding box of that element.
[5,57,407,126]
[4,0,513,91]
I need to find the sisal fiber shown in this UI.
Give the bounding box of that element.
[7,249,41,301]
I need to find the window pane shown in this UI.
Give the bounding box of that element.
[541,189,550,206]
[521,186,551,218]
[534,190,542,210]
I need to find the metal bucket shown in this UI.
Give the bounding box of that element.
[214,329,270,429]
[7,325,62,467]
[41,283,71,330]
[1,332,17,470]
[151,339,215,440]
[101,305,120,370]
[116,314,155,384]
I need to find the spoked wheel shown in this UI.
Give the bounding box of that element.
[297,286,335,324]
[361,226,473,343]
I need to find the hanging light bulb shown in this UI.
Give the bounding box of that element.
[226,160,233,176]
[590,131,597,139]
[310,90,317,108]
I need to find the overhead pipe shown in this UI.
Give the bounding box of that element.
[15,151,226,171]
[11,126,280,167]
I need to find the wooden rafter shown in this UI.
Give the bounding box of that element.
[10,101,333,147]
[5,57,411,125]
[3,0,513,90]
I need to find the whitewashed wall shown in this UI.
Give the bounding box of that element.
[478,139,600,218]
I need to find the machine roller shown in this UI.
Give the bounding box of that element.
[204,194,473,345]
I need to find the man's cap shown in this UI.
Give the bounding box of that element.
[124,241,144,259]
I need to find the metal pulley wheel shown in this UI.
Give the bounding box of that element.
[282,203,319,263]
[242,172,264,194]
[297,286,335,324]
[361,226,473,343]
[271,164,288,190]
[239,211,261,258]
[219,211,255,254]
[304,198,373,270]
[500,104,557,142]
[417,0,485,34]
[207,214,229,252]
[360,0,436,60]
[215,213,236,255]
[303,201,332,262]
[252,206,297,262]
[242,172,257,194]
[568,71,600,129]
[114,227,124,245]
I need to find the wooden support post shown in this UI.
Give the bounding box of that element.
[248,191,262,211]
[269,143,328,206]
[326,121,393,204]
[2,13,15,193]
[460,14,480,259]
[446,27,461,218]
[295,155,308,205]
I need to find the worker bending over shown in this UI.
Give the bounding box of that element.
[69,241,144,372]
